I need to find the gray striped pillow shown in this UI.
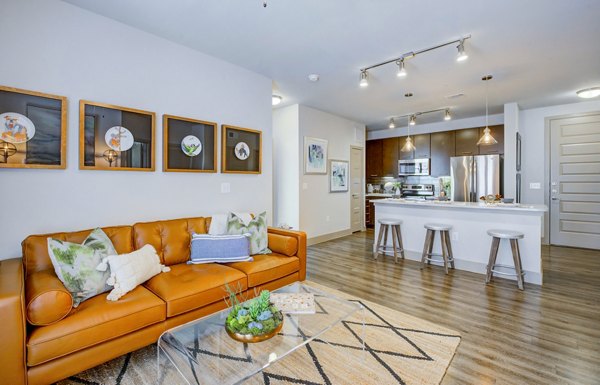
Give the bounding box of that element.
[189,233,252,264]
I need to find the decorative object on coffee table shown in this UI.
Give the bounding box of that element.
[0,85,67,169]
[80,100,155,171]
[225,289,283,343]
[221,124,262,173]
[329,159,349,192]
[304,136,328,174]
[163,114,217,172]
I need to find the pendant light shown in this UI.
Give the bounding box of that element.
[401,116,416,152]
[477,75,498,146]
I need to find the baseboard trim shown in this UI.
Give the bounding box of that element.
[307,229,353,246]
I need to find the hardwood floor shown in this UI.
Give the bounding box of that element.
[306,230,600,385]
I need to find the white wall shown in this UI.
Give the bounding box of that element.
[272,105,300,229]
[0,0,273,259]
[519,99,600,242]
[298,105,365,238]
[503,103,519,200]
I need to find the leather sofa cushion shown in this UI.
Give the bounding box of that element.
[143,263,247,317]
[268,233,298,257]
[227,254,300,287]
[27,286,165,366]
[133,217,207,266]
[22,226,133,277]
[25,270,72,326]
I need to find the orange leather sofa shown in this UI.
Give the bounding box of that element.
[0,216,306,385]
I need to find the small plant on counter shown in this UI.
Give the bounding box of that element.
[224,286,283,339]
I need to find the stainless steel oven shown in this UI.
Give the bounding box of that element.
[398,158,430,176]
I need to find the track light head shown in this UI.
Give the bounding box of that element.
[444,109,451,121]
[409,115,416,126]
[388,118,396,129]
[359,70,369,87]
[456,39,468,62]
[396,60,407,77]
[272,95,283,106]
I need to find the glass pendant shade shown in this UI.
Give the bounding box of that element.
[477,127,498,145]
[401,136,416,152]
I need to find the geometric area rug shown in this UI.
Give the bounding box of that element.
[56,281,460,385]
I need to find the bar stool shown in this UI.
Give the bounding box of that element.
[485,229,525,290]
[421,223,455,274]
[374,219,405,263]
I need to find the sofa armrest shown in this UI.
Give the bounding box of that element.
[268,228,307,281]
[0,258,27,385]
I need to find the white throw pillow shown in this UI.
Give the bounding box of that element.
[96,244,170,301]
[209,212,252,235]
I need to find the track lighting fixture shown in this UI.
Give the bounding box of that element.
[359,70,369,87]
[359,35,471,86]
[456,39,468,62]
[444,109,452,120]
[396,59,407,77]
[477,75,498,146]
[272,95,283,106]
[388,118,396,129]
[409,115,416,126]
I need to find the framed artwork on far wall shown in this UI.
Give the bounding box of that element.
[304,136,328,174]
[163,115,217,172]
[329,159,349,192]
[79,100,155,171]
[221,124,262,174]
[0,85,67,169]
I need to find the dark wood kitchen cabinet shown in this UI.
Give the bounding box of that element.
[430,131,455,176]
[454,128,480,156]
[478,125,504,155]
[366,139,383,177]
[381,137,399,176]
[413,134,431,159]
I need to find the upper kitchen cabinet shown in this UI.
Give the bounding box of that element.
[478,125,504,155]
[382,137,399,176]
[454,128,480,156]
[413,134,431,159]
[430,131,455,176]
[366,139,383,177]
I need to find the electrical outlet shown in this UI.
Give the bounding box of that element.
[221,182,231,193]
[451,232,459,241]
[529,182,541,190]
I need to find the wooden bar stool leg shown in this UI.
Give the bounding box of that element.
[485,237,500,284]
[427,230,434,265]
[374,224,384,260]
[391,225,399,263]
[511,239,525,290]
[444,231,455,269]
[382,225,389,256]
[421,229,433,269]
[440,231,449,274]
[396,225,405,259]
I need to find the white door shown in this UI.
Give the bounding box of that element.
[350,146,364,232]
[550,113,600,249]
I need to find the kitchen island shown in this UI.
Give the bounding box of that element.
[373,199,548,284]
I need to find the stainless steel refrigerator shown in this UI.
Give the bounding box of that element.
[450,155,502,202]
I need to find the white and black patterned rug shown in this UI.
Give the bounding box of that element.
[57,282,460,385]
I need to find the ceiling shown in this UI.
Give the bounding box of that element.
[63,0,600,130]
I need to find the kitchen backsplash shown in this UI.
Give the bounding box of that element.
[367,175,451,196]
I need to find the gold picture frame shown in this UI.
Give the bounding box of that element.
[221,124,262,174]
[163,114,217,173]
[0,85,67,169]
[79,100,155,171]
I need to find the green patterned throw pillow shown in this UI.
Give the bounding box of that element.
[47,228,117,307]
[226,212,271,255]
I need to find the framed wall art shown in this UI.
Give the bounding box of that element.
[221,124,262,174]
[79,100,155,171]
[163,115,217,172]
[0,85,67,169]
[304,136,328,174]
[329,159,349,192]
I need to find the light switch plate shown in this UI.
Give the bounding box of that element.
[221,182,231,193]
[529,182,541,190]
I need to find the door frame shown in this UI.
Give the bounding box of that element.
[350,145,365,232]
[547,110,600,246]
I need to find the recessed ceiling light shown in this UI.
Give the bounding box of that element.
[308,74,320,82]
[576,87,600,99]
[272,95,283,106]
[404,92,413,97]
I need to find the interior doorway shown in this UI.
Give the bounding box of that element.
[350,146,364,232]
[549,113,600,249]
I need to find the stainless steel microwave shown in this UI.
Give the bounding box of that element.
[398,158,430,176]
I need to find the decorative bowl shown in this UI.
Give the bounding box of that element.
[226,317,284,343]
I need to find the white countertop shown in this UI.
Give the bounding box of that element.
[366,193,393,198]
[373,198,547,212]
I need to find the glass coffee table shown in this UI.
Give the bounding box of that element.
[157,282,364,385]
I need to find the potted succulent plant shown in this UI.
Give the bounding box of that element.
[225,289,284,343]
